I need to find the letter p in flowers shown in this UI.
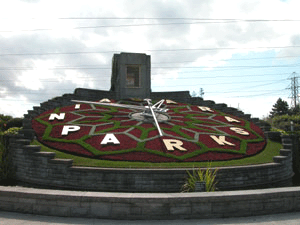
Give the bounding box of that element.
[61,125,80,136]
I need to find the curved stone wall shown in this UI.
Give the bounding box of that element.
[10,135,293,192]
[14,87,293,192]
[1,186,300,219]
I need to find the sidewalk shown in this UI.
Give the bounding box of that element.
[1,211,300,225]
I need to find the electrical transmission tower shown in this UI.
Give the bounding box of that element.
[287,72,300,108]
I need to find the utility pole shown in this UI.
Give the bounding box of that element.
[287,72,299,109]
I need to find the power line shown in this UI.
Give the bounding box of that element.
[152,64,300,69]
[2,79,284,91]
[0,72,290,82]
[1,54,299,72]
[0,63,298,71]
[3,17,300,22]
[2,17,300,33]
[1,45,300,57]
[152,55,300,64]
[152,72,291,78]
[226,89,287,98]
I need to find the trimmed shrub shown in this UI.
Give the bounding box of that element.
[5,118,23,130]
[0,114,13,131]
[0,127,21,185]
[272,115,300,132]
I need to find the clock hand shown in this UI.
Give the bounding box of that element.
[144,99,164,137]
[152,99,164,109]
[72,99,168,113]
[72,100,146,111]
[72,99,166,137]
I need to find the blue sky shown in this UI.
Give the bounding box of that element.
[1,0,300,119]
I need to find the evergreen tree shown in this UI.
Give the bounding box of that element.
[289,104,300,115]
[270,98,289,117]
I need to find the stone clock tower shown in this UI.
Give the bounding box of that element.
[110,52,151,100]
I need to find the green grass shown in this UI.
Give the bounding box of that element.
[32,139,282,168]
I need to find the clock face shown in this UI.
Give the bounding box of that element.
[32,99,266,163]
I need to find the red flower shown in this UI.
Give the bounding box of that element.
[31,102,267,163]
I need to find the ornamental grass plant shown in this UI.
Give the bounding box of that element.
[182,163,218,192]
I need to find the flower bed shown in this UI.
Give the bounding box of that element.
[32,100,266,163]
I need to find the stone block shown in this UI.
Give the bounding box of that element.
[273,156,287,163]
[34,152,56,159]
[19,129,35,139]
[70,206,89,217]
[90,202,111,218]
[138,203,169,216]
[191,202,212,216]
[33,204,70,217]
[23,145,41,153]
[14,202,33,214]
[170,203,191,216]
[0,201,15,211]
[56,200,81,208]
[280,149,292,156]
[111,203,131,218]
[18,197,37,205]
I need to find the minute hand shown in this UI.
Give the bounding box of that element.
[145,99,164,137]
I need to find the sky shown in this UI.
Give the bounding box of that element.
[1,0,300,119]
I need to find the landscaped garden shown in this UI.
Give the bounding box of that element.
[30,99,281,168]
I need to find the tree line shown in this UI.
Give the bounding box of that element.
[268,98,300,133]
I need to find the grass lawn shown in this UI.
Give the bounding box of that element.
[32,139,282,168]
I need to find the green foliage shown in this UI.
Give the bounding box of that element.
[289,105,300,115]
[0,127,20,185]
[0,127,22,136]
[272,114,300,133]
[182,163,218,192]
[5,118,23,130]
[259,119,271,127]
[0,114,13,131]
[270,127,288,135]
[270,98,289,118]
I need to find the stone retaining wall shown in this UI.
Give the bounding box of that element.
[0,186,300,219]
[15,87,294,192]
[9,135,293,192]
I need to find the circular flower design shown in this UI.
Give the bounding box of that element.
[32,99,266,162]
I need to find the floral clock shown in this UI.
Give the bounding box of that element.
[32,99,266,163]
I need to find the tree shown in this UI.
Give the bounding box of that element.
[269,98,289,118]
[191,91,197,97]
[289,104,300,115]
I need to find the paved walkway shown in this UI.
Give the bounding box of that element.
[1,211,300,225]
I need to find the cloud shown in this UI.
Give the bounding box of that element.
[1,0,300,118]
[0,32,111,110]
